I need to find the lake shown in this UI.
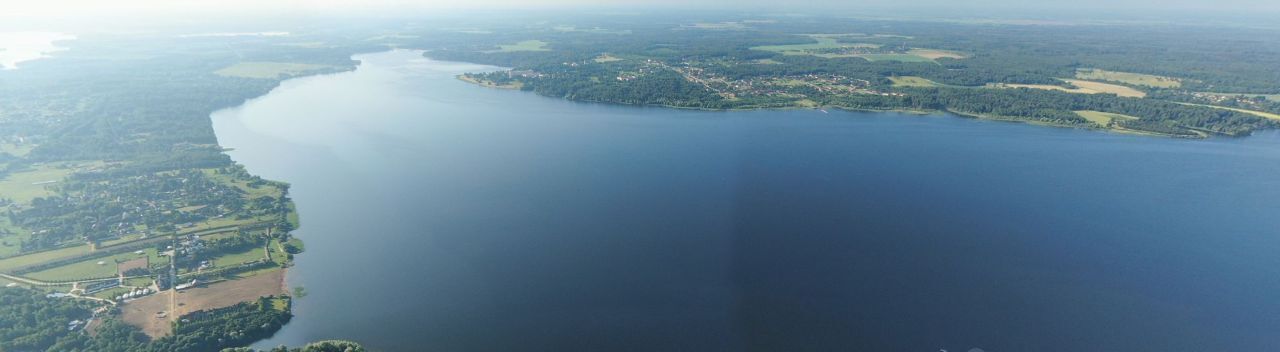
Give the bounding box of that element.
[212,49,1280,352]
[0,32,74,70]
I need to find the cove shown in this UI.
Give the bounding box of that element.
[212,49,1280,351]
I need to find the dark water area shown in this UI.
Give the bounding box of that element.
[212,50,1280,352]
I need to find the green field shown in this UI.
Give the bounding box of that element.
[210,245,266,269]
[0,244,91,272]
[0,163,76,203]
[487,40,550,53]
[1075,69,1181,88]
[215,62,330,79]
[1075,110,1138,127]
[751,37,879,57]
[25,248,164,282]
[123,277,153,287]
[889,76,945,87]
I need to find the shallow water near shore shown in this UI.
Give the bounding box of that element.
[212,49,1280,351]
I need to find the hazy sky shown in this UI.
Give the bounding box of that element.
[3,0,1277,20]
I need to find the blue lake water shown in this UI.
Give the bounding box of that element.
[212,49,1280,352]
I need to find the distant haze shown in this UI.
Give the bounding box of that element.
[3,0,1277,19]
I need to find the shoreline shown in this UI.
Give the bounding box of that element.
[455,74,1202,139]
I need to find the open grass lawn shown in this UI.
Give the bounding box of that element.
[487,40,549,53]
[124,277,154,287]
[889,76,944,87]
[183,217,262,233]
[1076,68,1181,88]
[0,244,91,272]
[1076,110,1138,127]
[215,62,330,79]
[210,245,266,269]
[26,248,163,282]
[0,163,76,203]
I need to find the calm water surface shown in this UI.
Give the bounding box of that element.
[212,50,1280,352]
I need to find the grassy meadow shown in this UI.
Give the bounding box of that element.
[1076,69,1181,88]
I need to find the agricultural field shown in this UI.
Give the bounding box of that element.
[119,291,173,338]
[0,244,91,272]
[991,79,1146,98]
[0,142,34,157]
[1179,103,1280,121]
[907,48,968,59]
[858,53,937,63]
[25,248,164,282]
[752,36,959,62]
[172,268,286,318]
[214,61,330,79]
[1076,68,1181,88]
[486,40,550,53]
[1076,110,1138,127]
[889,76,944,87]
[751,36,877,54]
